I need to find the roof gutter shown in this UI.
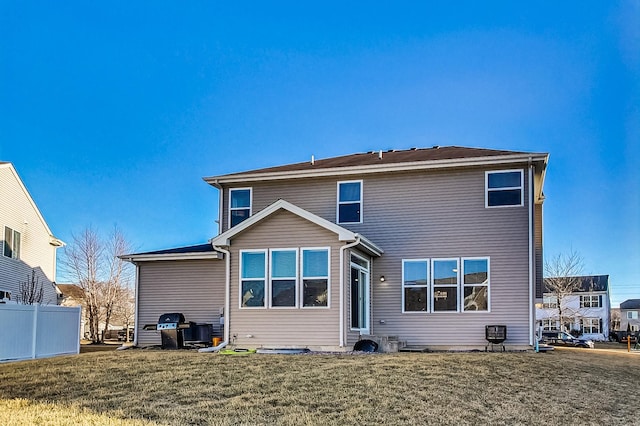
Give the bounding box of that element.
[119,252,224,263]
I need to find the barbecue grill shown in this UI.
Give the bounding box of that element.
[485,325,507,352]
[143,313,191,349]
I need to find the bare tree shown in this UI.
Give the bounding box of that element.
[60,225,134,343]
[544,249,585,332]
[19,269,44,305]
[112,286,135,342]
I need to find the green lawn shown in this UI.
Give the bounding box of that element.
[1,348,638,425]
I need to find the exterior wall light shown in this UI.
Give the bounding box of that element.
[379,276,386,282]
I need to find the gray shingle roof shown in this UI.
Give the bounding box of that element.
[131,243,215,256]
[543,275,609,293]
[207,146,547,180]
[621,299,640,310]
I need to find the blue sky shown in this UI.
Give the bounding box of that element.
[1,2,638,306]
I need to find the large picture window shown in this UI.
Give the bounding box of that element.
[486,170,523,207]
[337,180,362,224]
[302,249,329,307]
[3,226,20,260]
[402,260,429,312]
[240,251,266,308]
[229,188,252,227]
[270,249,297,307]
[462,258,489,311]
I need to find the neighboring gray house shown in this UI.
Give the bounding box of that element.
[620,299,640,333]
[123,146,548,350]
[0,162,64,305]
[536,275,611,341]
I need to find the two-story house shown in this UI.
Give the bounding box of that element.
[620,299,640,333]
[123,146,548,351]
[536,275,611,341]
[0,162,64,305]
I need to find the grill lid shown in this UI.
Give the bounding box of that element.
[158,313,186,324]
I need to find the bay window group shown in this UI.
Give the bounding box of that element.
[240,248,330,309]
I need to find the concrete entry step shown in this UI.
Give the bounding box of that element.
[398,345,431,353]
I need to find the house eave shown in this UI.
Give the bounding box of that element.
[204,153,549,185]
[120,252,224,263]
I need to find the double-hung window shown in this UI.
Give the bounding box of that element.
[302,248,329,307]
[337,180,362,224]
[270,249,297,307]
[581,318,600,334]
[486,170,524,207]
[240,251,266,308]
[402,260,429,312]
[229,188,252,228]
[3,226,21,260]
[432,259,459,312]
[542,296,558,309]
[462,258,489,311]
[580,295,601,308]
[628,311,638,320]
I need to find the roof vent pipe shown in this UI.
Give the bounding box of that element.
[433,145,440,149]
[311,155,315,165]
[378,150,383,160]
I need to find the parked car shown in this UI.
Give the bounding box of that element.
[541,331,594,349]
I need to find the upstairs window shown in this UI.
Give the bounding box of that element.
[337,181,362,224]
[580,295,601,308]
[486,170,523,207]
[3,226,21,260]
[229,188,252,228]
[628,311,638,320]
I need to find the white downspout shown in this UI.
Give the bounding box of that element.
[528,163,535,346]
[339,237,361,348]
[199,245,230,353]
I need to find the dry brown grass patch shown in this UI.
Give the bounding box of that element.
[1,349,639,425]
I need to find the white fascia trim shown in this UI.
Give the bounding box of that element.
[211,199,363,246]
[204,154,549,184]
[120,252,224,262]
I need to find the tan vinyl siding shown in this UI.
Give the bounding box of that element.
[221,164,534,347]
[0,166,59,305]
[228,210,344,348]
[136,260,225,347]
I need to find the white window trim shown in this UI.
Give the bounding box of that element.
[431,258,460,313]
[229,187,253,229]
[401,259,430,314]
[580,294,601,308]
[268,248,299,309]
[3,226,21,260]
[485,169,524,208]
[461,257,491,313]
[349,252,370,331]
[337,180,363,224]
[239,249,267,309]
[582,318,600,334]
[301,247,331,309]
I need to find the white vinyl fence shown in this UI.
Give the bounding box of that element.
[0,303,81,362]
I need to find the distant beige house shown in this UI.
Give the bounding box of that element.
[57,284,87,338]
[620,299,640,333]
[123,146,549,351]
[0,162,63,305]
